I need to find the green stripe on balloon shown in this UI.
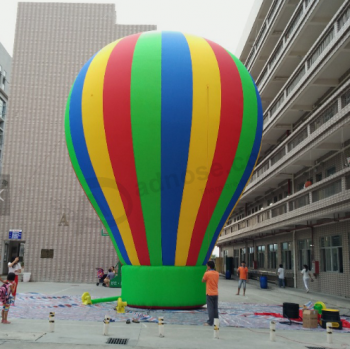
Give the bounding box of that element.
[131,32,162,265]
[196,53,258,265]
[65,86,126,265]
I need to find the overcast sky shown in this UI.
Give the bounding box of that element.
[0,0,259,57]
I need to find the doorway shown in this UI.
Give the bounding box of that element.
[1,240,25,275]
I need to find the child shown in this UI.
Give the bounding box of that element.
[103,268,116,287]
[0,272,16,324]
[277,264,285,288]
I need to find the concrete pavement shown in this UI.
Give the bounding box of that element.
[0,277,349,348]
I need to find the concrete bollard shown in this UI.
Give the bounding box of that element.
[213,318,219,339]
[326,322,332,344]
[158,316,164,337]
[103,315,111,336]
[49,312,55,332]
[270,321,276,342]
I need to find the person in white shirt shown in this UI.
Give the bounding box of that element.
[277,264,285,288]
[301,264,314,293]
[8,257,21,300]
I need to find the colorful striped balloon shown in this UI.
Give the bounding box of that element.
[65,31,262,306]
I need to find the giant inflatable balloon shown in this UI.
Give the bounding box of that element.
[65,31,262,308]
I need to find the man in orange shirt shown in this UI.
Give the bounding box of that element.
[236,261,248,296]
[202,260,219,326]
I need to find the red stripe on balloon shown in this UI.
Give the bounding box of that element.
[186,40,244,266]
[103,34,151,266]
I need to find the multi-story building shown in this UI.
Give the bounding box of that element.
[0,42,11,176]
[0,3,156,281]
[218,0,350,297]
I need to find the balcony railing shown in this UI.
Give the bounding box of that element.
[307,28,334,68]
[310,101,338,133]
[256,0,316,90]
[337,5,350,30]
[222,167,350,237]
[286,66,306,96]
[312,179,342,202]
[244,0,284,69]
[249,78,350,186]
[288,128,308,152]
[341,88,350,107]
[289,194,310,211]
[263,1,350,130]
[285,6,304,42]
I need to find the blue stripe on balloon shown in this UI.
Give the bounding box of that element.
[161,32,193,265]
[69,55,131,265]
[202,79,263,264]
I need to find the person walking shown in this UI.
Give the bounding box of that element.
[301,264,314,293]
[202,260,219,326]
[236,261,248,296]
[277,264,285,288]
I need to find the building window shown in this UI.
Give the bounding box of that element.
[320,235,343,272]
[268,244,278,269]
[233,249,239,269]
[240,248,246,264]
[281,242,293,269]
[257,245,265,268]
[316,173,322,182]
[298,239,311,269]
[325,166,336,178]
[248,247,254,268]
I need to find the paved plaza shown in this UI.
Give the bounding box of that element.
[1,277,349,348]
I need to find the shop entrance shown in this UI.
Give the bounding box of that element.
[1,240,25,275]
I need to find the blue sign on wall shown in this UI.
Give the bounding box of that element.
[9,230,22,240]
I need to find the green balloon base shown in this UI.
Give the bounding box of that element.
[121,265,206,309]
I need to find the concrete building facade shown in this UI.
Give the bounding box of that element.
[0,42,11,176]
[218,0,350,297]
[0,3,156,281]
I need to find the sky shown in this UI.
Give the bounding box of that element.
[0,0,258,57]
[0,0,260,258]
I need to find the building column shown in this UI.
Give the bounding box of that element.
[293,230,297,288]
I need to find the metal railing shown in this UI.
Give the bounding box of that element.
[285,6,304,42]
[312,179,342,202]
[270,94,285,118]
[249,78,350,186]
[244,0,284,69]
[222,168,350,235]
[289,194,310,211]
[307,28,335,68]
[286,66,306,96]
[310,101,338,133]
[263,1,350,127]
[341,88,350,107]
[256,0,314,89]
[288,128,308,152]
[271,147,286,166]
[338,5,350,30]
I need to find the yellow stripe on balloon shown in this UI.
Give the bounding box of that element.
[175,34,221,266]
[82,41,140,265]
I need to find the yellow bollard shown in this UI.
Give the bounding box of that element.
[116,297,127,313]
